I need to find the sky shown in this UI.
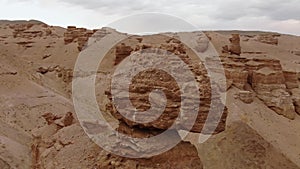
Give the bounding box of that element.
[1,0,300,35]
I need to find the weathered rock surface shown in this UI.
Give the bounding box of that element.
[114,43,133,65]
[222,34,241,55]
[229,34,242,55]
[219,53,299,120]
[238,91,254,104]
[291,88,300,115]
[252,67,296,120]
[32,121,203,169]
[256,34,280,45]
[284,71,299,89]
[64,26,95,51]
[105,35,228,133]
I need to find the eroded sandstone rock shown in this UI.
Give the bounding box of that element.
[290,88,300,115]
[229,34,241,55]
[238,91,254,104]
[252,67,296,119]
[106,36,228,133]
[283,71,299,89]
[256,34,279,45]
[115,43,133,65]
[64,26,94,51]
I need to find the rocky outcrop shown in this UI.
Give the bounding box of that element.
[42,112,74,127]
[8,21,49,39]
[34,115,203,169]
[229,34,242,55]
[64,26,95,51]
[290,88,300,115]
[222,34,241,55]
[256,34,279,45]
[252,67,296,120]
[106,36,228,133]
[283,71,299,89]
[225,69,248,89]
[37,65,73,84]
[114,122,203,168]
[220,53,299,120]
[114,43,133,65]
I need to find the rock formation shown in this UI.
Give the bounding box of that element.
[256,34,279,45]
[0,20,300,168]
[105,35,228,134]
[64,26,95,51]
[229,34,242,55]
[219,53,299,120]
[223,34,241,55]
[114,43,133,65]
[238,91,254,104]
[252,67,296,120]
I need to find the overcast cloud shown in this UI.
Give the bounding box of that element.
[1,0,300,35]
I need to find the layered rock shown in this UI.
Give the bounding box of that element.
[33,114,203,169]
[114,43,133,65]
[8,21,49,39]
[219,53,299,120]
[283,71,299,89]
[290,88,300,115]
[229,34,242,55]
[106,35,228,133]
[256,34,279,45]
[222,34,241,55]
[64,26,95,51]
[238,91,254,104]
[224,69,248,89]
[114,122,203,168]
[251,67,296,119]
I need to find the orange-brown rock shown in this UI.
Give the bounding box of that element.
[114,43,133,65]
[42,112,74,127]
[54,112,74,127]
[222,45,229,53]
[64,26,94,51]
[256,34,279,45]
[252,67,285,85]
[111,122,203,168]
[107,37,227,134]
[252,67,296,119]
[42,112,62,125]
[229,34,241,55]
[291,88,300,115]
[283,71,299,89]
[238,91,254,104]
[225,69,248,89]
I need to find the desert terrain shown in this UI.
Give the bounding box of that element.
[0,20,300,169]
